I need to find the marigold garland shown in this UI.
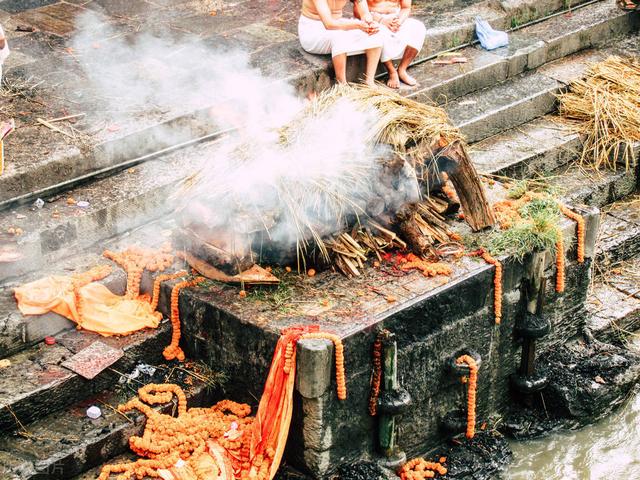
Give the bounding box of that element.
[470,249,502,324]
[70,265,112,324]
[400,253,453,277]
[151,270,187,311]
[398,457,447,480]
[103,244,174,298]
[98,383,258,480]
[368,333,384,416]
[300,332,347,400]
[555,229,565,293]
[455,354,478,439]
[560,204,586,263]
[164,277,205,362]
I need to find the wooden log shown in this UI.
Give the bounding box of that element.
[434,141,496,231]
[173,227,254,275]
[396,205,435,257]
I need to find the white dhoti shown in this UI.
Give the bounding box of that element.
[0,24,9,83]
[298,15,383,58]
[379,17,426,62]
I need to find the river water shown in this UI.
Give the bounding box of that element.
[506,387,640,479]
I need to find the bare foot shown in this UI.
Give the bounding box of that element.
[398,68,418,87]
[386,70,400,89]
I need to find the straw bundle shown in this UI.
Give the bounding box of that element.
[557,56,640,171]
[283,83,464,177]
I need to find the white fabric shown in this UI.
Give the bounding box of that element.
[379,17,426,62]
[298,15,382,58]
[0,24,9,83]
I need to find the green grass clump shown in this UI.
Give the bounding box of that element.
[484,197,561,260]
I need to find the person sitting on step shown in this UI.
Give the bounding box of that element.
[299,0,383,86]
[354,0,426,88]
[0,23,9,84]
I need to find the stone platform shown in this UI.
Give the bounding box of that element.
[0,1,639,479]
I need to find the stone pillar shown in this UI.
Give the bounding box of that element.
[294,338,334,477]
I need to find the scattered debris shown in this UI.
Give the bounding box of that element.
[33,198,45,209]
[37,117,75,138]
[0,359,11,369]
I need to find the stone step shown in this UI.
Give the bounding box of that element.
[1,0,627,208]
[596,194,640,267]
[553,161,639,209]
[0,137,215,284]
[469,115,582,178]
[587,256,640,344]
[442,45,617,144]
[0,212,181,358]
[407,0,637,105]
[0,321,173,433]
[0,366,212,480]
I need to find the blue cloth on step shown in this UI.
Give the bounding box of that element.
[475,17,509,50]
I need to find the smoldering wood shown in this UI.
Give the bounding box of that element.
[435,141,496,231]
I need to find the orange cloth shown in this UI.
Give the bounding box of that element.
[249,325,319,479]
[14,275,161,336]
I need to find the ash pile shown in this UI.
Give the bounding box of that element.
[172,85,495,282]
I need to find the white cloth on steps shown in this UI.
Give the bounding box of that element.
[379,17,426,62]
[0,24,10,83]
[298,15,383,58]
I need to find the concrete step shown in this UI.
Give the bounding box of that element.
[1,0,629,207]
[407,0,638,105]
[0,366,212,480]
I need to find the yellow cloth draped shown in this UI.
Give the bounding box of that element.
[14,275,161,336]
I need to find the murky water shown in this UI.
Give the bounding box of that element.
[507,387,640,479]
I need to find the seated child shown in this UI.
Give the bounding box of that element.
[354,0,426,88]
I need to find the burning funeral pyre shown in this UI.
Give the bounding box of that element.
[173,84,495,281]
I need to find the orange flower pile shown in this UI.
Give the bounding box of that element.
[300,332,347,400]
[398,457,447,480]
[103,244,174,298]
[492,198,521,230]
[151,270,187,311]
[399,253,453,278]
[560,204,586,263]
[555,229,565,293]
[164,277,205,362]
[456,354,478,439]
[100,327,346,480]
[98,383,257,480]
[368,333,383,416]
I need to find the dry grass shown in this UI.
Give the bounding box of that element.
[285,83,463,177]
[557,56,640,171]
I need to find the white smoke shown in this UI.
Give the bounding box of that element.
[69,10,420,259]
